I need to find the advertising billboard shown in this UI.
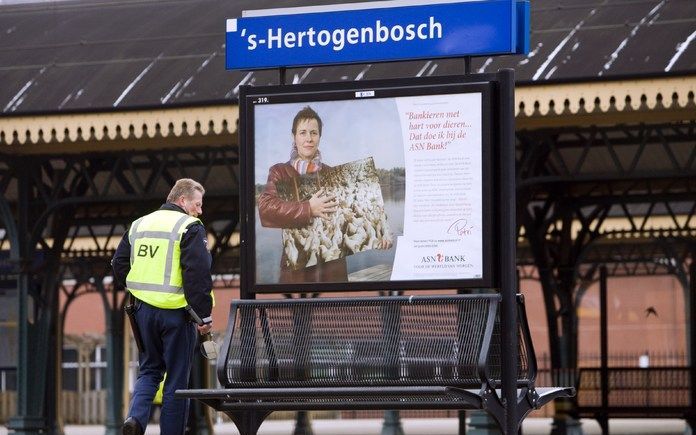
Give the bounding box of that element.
[240,75,495,293]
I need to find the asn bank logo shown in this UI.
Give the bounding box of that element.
[414,251,476,274]
[421,253,466,263]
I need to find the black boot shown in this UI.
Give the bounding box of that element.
[122,417,144,435]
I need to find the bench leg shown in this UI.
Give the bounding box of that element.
[381,410,405,435]
[226,410,272,435]
[687,417,696,433]
[598,416,609,435]
[294,410,314,435]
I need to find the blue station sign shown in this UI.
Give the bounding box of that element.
[225,0,530,70]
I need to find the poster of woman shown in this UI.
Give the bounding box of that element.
[250,85,487,287]
[254,99,404,285]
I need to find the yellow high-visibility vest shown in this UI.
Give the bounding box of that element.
[126,210,201,309]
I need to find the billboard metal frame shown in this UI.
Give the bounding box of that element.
[237,69,519,433]
[239,73,507,295]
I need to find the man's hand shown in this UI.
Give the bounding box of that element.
[309,188,338,219]
[197,322,212,335]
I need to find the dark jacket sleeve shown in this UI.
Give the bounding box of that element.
[111,233,131,290]
[180,223,213,323]
[257,163,313,228]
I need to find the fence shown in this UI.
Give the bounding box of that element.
[0,350,689,424]
[0,390,106,424]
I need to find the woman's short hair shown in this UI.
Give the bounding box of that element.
[291,106,323,136]
[167,178,205,203]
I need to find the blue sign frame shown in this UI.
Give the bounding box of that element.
[225,0,530,70]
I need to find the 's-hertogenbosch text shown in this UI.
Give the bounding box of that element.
[243,16,443,52]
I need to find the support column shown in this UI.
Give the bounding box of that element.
[381,296,403,435]
[47,298,64,435]
[101,281,125,435]
[42,217,69,435]
[8,161,71,435]
[7,169,46,434]
[551,288,583,435]
[688,258,696,435]
[467,410,500,434]
[380,411,404,435]
[189,355,213,435]
[551,262,583,435]
[599,266,609,435]
[293,411,314,435]
[292,302,314,435]
[498,69,519,435]
[458,410,467,435]
[549,334,583,435]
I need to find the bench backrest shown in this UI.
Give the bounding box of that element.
[217,294,535,389]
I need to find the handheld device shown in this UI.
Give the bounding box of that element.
[185,305,218,360]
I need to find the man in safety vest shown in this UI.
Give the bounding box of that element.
[112,178,213,435]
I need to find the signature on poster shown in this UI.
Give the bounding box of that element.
[447,218,474,236]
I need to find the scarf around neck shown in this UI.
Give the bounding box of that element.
[289,148,322,174]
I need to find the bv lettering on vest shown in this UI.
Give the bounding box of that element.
[126,209,201,309]
[137,244,160,258]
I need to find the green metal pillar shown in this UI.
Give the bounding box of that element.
[7,169,46,434]
[7,163,70,435]
[549,353,583,433]
[380,411,404,435]
[550,333,583,435]
[467,410,499,434]
[293,411,314,435]
[46,296,64,435]
[188,354,214,435]
[687,258,696,435]
[101,281,126,435]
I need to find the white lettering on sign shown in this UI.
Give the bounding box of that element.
[355,91,375,98]
[241,16,443,52]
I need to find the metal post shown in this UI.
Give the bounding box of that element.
[464,57,472,75]
[381,410,405,435]
[293,411,314,435]
[292,304,314,435]
[48,299,63,435]
[689,259,696,433]
[102,281,125,435]
[7,167,45,434]
[456,290,468,435]
[497,69,518,435]
[599,266,609,435]
[189,356,213,435]
[381,296,404,435]
[458,410,468,435]
[468,410,500,434]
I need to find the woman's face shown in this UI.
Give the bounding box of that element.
[293,118,321,160]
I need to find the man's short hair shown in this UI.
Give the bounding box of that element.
[291,106,323,136]
[166,178,205,203]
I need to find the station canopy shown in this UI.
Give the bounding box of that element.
[0,0,694,114]
[0,0,693,277]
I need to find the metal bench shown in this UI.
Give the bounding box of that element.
[576,367,695,434]
[176,294,574,434]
